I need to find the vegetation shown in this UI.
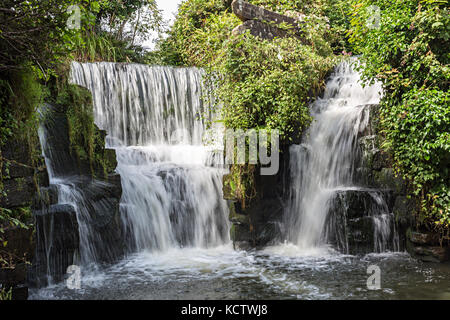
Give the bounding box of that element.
[214,35,335,141]
[349,0,449,231]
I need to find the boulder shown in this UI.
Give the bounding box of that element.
[372,168,407,195]
[325,189,398,254]
[411,246,450,263]
[231,0,302,40]
[232,0,299,26]
[30,204,79,287]
[0,176,36,208]
[409,232,439,246]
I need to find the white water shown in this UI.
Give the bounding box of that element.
[38,120,124,267]
[285,59,397,252]
[70,62,229,253]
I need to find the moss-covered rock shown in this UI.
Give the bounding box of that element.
[372,168,407,195]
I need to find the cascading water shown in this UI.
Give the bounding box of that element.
[37,106,124,277]
[70,62,229,253]
[31,60,450,301]
[285,59,399,253]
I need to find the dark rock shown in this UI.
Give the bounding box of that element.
[32,185,59,210]
[410,246,450,263]
[104,148,118,172]
[230,224,253,246]
[30,204,79,287]
[227,146,290,248]
[325,189,398,254]
[0,176,36,208]
[40,109,80,177]
[231,0,302,40]
[1,227,35,262]
[359,104,381,137]
[331,189,395,220]
[372,168,407,195]
[229,202,250,225]
[372,150,391,171]
[0,263,28,287]
[232,0,299,26]
[409,232,440,246]
[0,263,29,300]
[393,196,417,227]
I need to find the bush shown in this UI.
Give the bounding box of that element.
[349,0,449,229]
[213,34,335,142]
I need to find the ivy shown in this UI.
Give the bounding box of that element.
[349,0,450,229]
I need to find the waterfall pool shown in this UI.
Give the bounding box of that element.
[30,245,450,300]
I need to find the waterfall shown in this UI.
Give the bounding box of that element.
[285,59,398,253]
[70,62,229,252]
[37,105,124,273]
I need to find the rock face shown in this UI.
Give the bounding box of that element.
[325,189,398,255]
[356,104,449,262]
[0,131,48,299]
[354,104,412,252]
[0,227,35,300]
[30,204,79,287]
[224,146,290,249]
[1,83,124,298]
[28,102,125,288]
[231,0,302,40]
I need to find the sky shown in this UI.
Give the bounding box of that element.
[144,0,184,49]
[157,0,183,24]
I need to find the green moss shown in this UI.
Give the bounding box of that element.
[50,72,114,179]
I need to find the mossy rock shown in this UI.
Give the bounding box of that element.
[103,148,118,173]
[393,196,417,227]
[223,174,237,200]
[373,168,407,194]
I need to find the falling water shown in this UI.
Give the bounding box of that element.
[38,106,124,271]
[70,62,229,252]
[285,59,398,253]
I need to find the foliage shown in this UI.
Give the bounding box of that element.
[349,0,449,229]
[213,34,335,141]
[154,0,336,142]
[227,164,257,208]
[149,0,238,66]
[151,0,352,66]
[96,0,162,45]
[0,0,92,77]
[0,286,12,300]
[74,31,150,63]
